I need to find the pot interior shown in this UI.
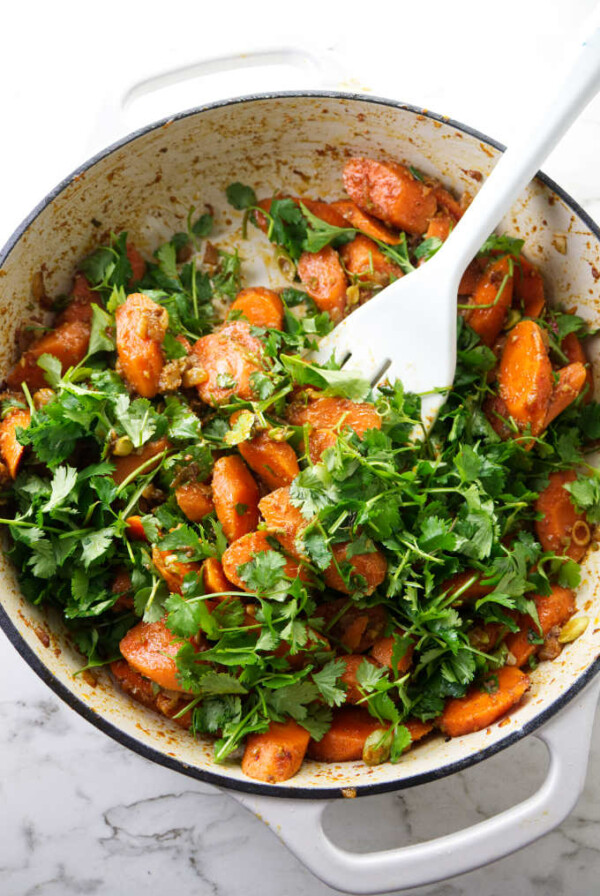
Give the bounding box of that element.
[1,93,600,796]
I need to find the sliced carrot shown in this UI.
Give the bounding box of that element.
[286,395,381,438]
[307,706,381,761]
[343,157,437,235]
[58,273,98,324]
[110,658,158,709]
[175,481,215,522]
[119,618,190,692]
[258,486,306,536]
[513,257,545,318]
[307,428,338,462]
[339,654,383,704]
[221,530,309,590]
[324,541,387,596]
[465,256,514,347]
[111,437,170,486]
[190,320,265,406]
[241,719,310,783]
[212,455,260,543]
[115,293,167,398]
[316,599,388,652]
[544,362,587,429]
[498,320,553,436]
[424,213,453,243]
[440,665,530,737]
[405,718,435,742]
[111,567,134,611]
[6,320,91,391]
[229,287,284,330]
[126,241,147,283]
[370,632,414,673]
[203,557,236,595]
[458,257,487,295]
[231,413,300,491]
[505,585,576,667]
[483,394,514,441]
[535,471,590,562]
[340,234,402,285]
[0,408,30,478]
[152,544,203,595]
[297,247,348,322]
[300,198,349,227]
[562,332,593,403]
[125,515,148,541]
[331,199,400,244]
[432,185,463,221]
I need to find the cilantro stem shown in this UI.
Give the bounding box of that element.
[115,449,169,499]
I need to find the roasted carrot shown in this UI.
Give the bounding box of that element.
[119,618,191,692]
[307,706,381,761]
[211,455,260,543]
[331,199,400,244]
[535,471,590,562]
[300,198,349,227]
[297,247,348,322]
[152,543,203,595]
[241,719,310,783]
[0,408,30,478]
[405,718,435,742]
[231,413,300,491]
[258,486,306,537]
[111,437,170,486]
[324,541,387,595]
[562,332,594,403]
[229,287,284,330]
[340,234,402,286]
[175,481,215,522]
[58,273,98,324]
[458,257,487,295]
[221,530,310,589]
[190,320,265,406]
[110,658,159,709]
[125,515,148,541]
[432,185,463,221]
[543,362,587,428]
[424,213,453,243]
[343,157,437,235]
[440,665,530,737]
[111,568,134,611]
[115,293,167,398]
[203,557,236,595]
[513,257,545,318]
[465,256,514,347]
[306,428,338,462]
[339,654,383,704]
[316,600,388,652]
[126,241,147,283]
[370,632,414,673]
[6,320,90,391]
[498,320,553,436]
[286,395,381,438]
[505,585,576,667]
[483,394,514,441]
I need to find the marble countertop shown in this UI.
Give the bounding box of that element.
[2,1,600,893]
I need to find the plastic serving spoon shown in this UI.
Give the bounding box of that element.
[311,15,600,430]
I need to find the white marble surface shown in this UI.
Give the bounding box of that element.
[2,1,600,893]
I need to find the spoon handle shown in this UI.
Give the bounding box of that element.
[441,4,600,280]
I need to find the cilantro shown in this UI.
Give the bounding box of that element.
[226,182,258,210]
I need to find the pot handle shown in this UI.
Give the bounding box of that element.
[231,678,600,895]
[89,46,346,152]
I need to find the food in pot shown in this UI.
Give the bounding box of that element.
[1,158,597,784]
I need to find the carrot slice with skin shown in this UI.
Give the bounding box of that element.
[202,557,237,596]
[424,213,453,243]
[340,234,402,285]
[339,654,383,704]
[111,437,170,486]
[307,707,381,761]
[212,455,260,543]
[505,585,576,667]
[562,332,593,403]
[331,199,400,244]
[0,408,30,478]
[152,544,203,595]
[190,320,265,406]
[370,632,414,673]
[544,362,587,428]
[175,481,215,522]
[229,287,284,330]
[465,255,514,347]
[498,320,553,436]
[324,541,387,596]
[316,600,388,652]
[297,247,348,322]
[343,157,437,235]
[258,486,306,536]
[125,515,148,541]
[286,395,381,438]
[231,413,300,491]
[440,665,530,737]
[126,241,147,283]
[241,719,310,783]
[221,531,310,590]
[513,257,545,318]
[115,293,167,398]
[535,471,590,562]
[119,618,192,692]
[6,320,91,391]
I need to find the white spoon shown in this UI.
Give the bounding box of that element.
[311,10,600,429]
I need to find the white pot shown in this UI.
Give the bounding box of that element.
[1,80,600,893]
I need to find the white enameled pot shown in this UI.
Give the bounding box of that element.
[1,52,600,893]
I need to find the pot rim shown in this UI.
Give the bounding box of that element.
[1,89,600,800]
